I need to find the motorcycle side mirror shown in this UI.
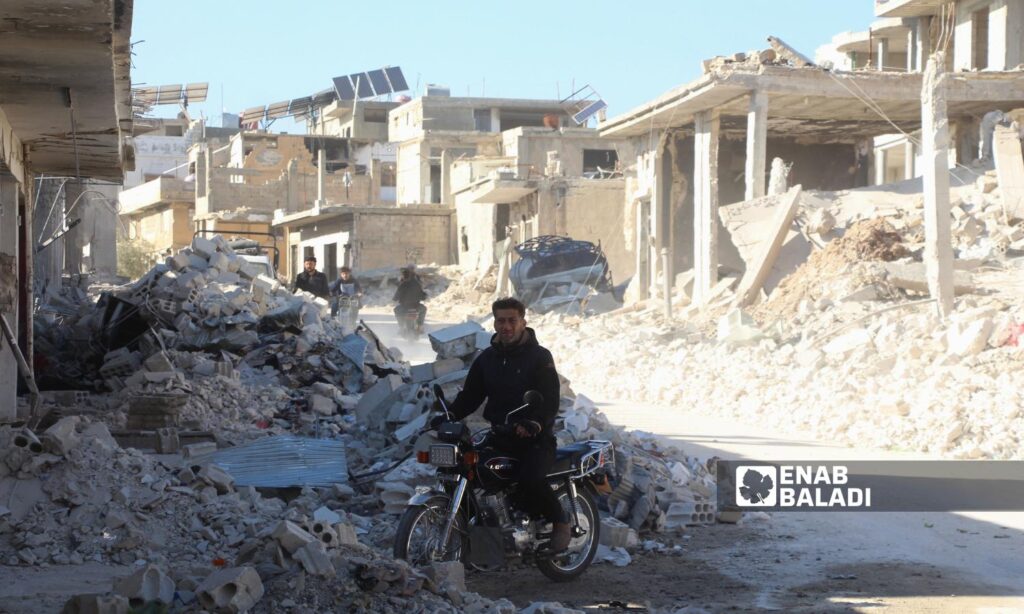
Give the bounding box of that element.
[523,390,543,406]
[433,384,446,403]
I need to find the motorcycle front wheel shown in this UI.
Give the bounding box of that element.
[536,483,601,582]
[393,496,468,566]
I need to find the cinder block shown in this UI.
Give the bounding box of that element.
[196,566,264,613]
[271,519,316,554]
[354,374,404,424]
[114,564,175,605]
[197,463,235,494]
[428,322,486,359]
[42,416,80,456]
[192,236,217,258]
[293,541,335,576]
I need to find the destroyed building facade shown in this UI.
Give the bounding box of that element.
[0,0,135,419]
[600,0,1024,306]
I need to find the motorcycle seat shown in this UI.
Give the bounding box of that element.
[548,442,592,476]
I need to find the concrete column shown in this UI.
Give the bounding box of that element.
[921,53,954,317]
[907,28,917,71]
[904,140,916,180]
[693,109,720,305]
[874,147,888,185]
[876,37,889,70]
[315,148,325,206]
[915,17,931,73]
[0,173,19,421]
[745,90,768,201]
[490,108,500,133]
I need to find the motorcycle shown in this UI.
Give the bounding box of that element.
[396,306,422,340]
[393,385,614,582]
[332,295,360,328]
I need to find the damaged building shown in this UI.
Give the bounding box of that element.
[0,0,134,420]
[600,2,1024,307]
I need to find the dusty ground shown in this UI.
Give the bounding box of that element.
[469,522,1023,612]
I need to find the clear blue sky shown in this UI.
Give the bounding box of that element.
[131,1,875,132]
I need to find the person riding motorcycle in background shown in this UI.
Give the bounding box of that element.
[329,266,363,319]
[393,266,427,333]
[435,297,572,552]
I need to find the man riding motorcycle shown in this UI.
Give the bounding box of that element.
[435,297,571,552]
[392,266,427,333]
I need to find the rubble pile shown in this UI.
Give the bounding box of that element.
[529,174,1024,461]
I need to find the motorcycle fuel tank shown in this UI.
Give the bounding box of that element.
[475,449,519,490]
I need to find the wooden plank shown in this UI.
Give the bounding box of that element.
[733,185,802,307]
[993,125,1024,220]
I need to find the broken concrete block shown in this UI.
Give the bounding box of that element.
[309,394,336,416]
[182,442,218,459]
[42,416,80,456]
[717,309,766,347]
[271,520,316,554]
[208,251,230,272]
[312,506,342,526]
[823,328,873,357]
[717,510,743,524]
[192,236,217,259]
[947,317,994,357]
[13,428,43,453]
[394,412,429,442]
[293,541,335,576]
[884,262,975,295]
[61,593,130,614]
[155,427,180,454]
[142,351,174,373]
[354,374,404,424]
[333,522,360,547]
[428,322,486,359]
[197,464,235,494]
[113,564,175,605]
[170,252,190,271]
[432,357,465,378]
[196,566,264,613]
[599,517,637,549]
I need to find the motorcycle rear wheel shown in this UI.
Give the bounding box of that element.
[393,497,468,566]
[536,484,600,582]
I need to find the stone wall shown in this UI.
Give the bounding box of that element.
[354,210,452,270]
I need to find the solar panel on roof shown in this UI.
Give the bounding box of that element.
[266,100,290,120]
[333,76,356,100]
[572,99,607,125]
[241,106,266,122]
[351,73,374,98]
[311,88,336,106]
[384,66,408,92]
[155,85,183,105]
[183,82,209,103]
[367,69,390,95]
[288,97,312,116]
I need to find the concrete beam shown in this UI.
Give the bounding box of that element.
[733,185,802,307]
[921,53,954,318]
[745,90,768,201]
[693,109,720,305]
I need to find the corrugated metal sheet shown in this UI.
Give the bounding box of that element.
[208,434,348,487]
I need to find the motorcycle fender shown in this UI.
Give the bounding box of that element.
[407,488,447,506]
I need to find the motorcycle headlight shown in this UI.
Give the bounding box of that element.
[429,444,458,467]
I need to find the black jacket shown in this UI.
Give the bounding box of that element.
[448,328,560,437]
[393,278,426,307]
[293,270,329,298]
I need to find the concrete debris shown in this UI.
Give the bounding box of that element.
[428,321,487,359]
[196,566,265,613]
[113,563,175,605]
